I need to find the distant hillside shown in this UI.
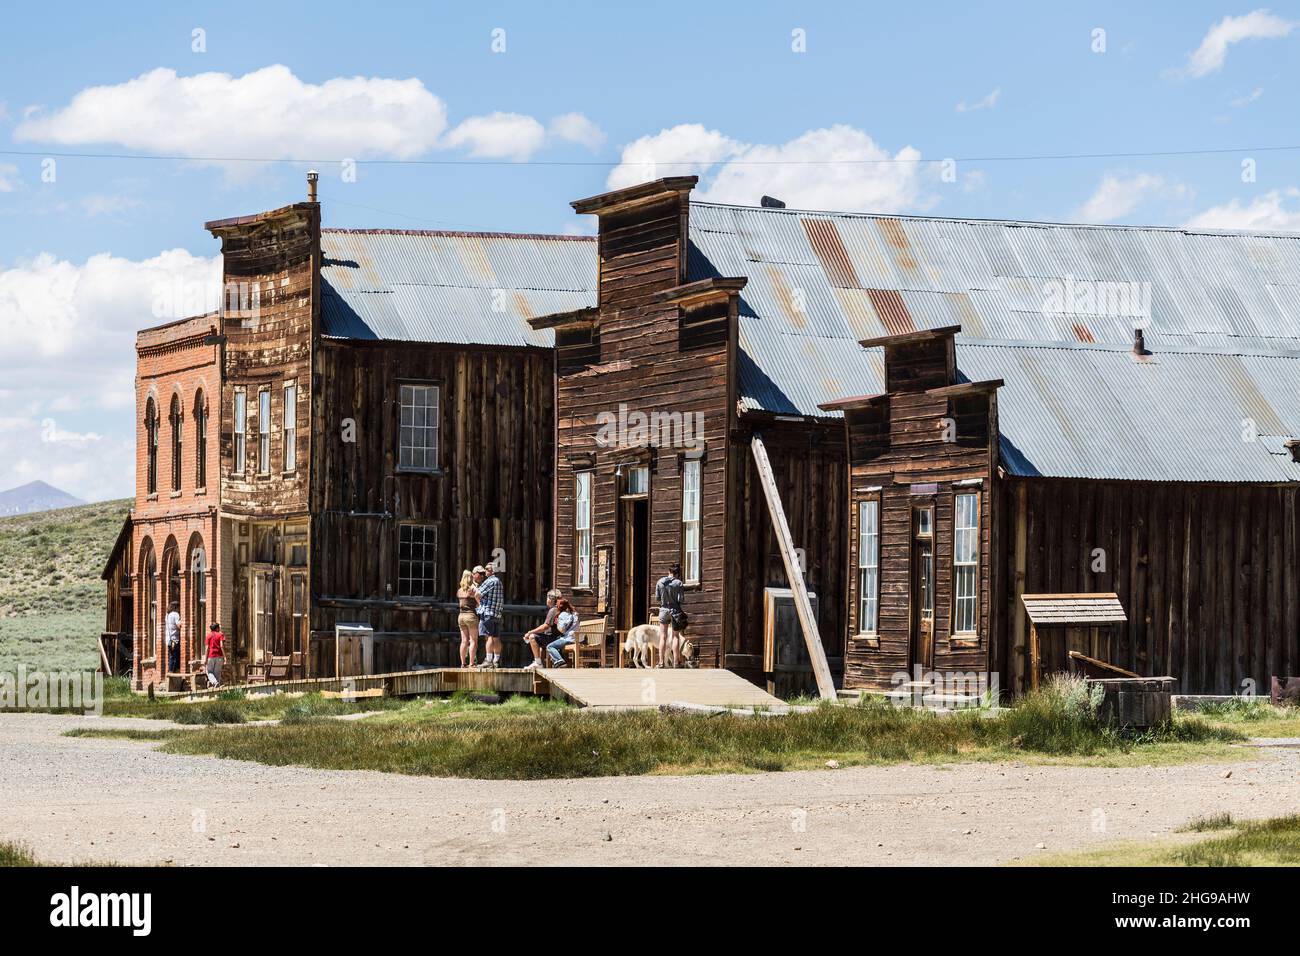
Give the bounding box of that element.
[0,481,85,516]
[0,498,130,672]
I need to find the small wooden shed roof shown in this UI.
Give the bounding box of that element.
[1020,593,1127,625]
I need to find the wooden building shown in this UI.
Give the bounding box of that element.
[536,177,1300,696]
[531,179,847,694]
[200,195,595,681]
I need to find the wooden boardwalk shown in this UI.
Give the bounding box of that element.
[164,666,784,711]
[539,668,784,710]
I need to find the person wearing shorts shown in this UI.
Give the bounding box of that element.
[524,589,561,670]
[475,564,504,668]
[655,563,685,668]
[456,570,480,667]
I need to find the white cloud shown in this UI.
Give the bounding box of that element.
[955,88,1001,112]
[13,65,602,166]
[607,123,930,214]
[444,112,547,161]
[549,112,605,150]
[0,163,19,192]
[1185,188,1300,231]
[15,65,448,161]
[1179,10,1295,78]
[0,248,221,500]
[1230,87,1264,107]
[81,194,142,217]
[1075,173,1185,223]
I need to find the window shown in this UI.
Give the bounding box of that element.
[858,499,880,634]
[233,390,246,475]
[399,383,440,471]
[257,389,271,475]
[626,466,649,496]
[190,548,206,659]
[169,394,182,492]
[397,523,437,598]
[282,382,297,472]
[142,547,157,658]
[681,460,701,585]
[574,472,592,587]
[954,492,980,634]
[194,391,207,489]
[145,399,159,494]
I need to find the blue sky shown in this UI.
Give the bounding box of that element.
[2,1,1299,500]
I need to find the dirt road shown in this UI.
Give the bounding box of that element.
[2,713,1297,866]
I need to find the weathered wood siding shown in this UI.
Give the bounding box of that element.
[995,479,1300,695]
[839,334,998,690]
[308,339,554,674]
[726,420,847,693]
[209,203,318,519]
[552,188,732,666]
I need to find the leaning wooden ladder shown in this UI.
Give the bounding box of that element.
[751,434,837,700]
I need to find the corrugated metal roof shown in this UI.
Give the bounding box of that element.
[690,201,1300,482]
[320,229,596,348]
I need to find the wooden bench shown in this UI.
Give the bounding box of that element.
[246,654,293,683]
[564,617,608,668]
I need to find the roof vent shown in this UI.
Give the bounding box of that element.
[307,169,319,203]
[1132,327,1149,357]
[760,195,786,209]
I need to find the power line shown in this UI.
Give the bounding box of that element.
[0,143,1297,167]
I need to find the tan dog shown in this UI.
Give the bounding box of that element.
[621,623,661,668]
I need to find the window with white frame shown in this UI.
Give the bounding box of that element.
[574,471,592,587]
[399,383,440,471]
[858,499,880,634]
[397,523,437,598]
[681,459,701,585]
[954,492,980,634]
[282,382,297,472]
[233,389,246,475]
[257,389,271,475]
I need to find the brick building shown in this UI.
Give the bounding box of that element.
[108,313,223,689]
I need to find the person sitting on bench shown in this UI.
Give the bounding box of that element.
[524,589,562,671]
[545,599,580,667]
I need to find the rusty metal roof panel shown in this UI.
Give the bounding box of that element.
[691,201,1300,480]
[320,229,596,346]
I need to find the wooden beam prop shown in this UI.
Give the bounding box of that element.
[750,434,836,700]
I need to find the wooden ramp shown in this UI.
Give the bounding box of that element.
[539,668,784,710]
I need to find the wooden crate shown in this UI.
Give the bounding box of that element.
[1088,677,1174,728]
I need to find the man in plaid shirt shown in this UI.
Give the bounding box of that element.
[474,563,504,669]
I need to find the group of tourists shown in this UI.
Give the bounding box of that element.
[456,560,689,670]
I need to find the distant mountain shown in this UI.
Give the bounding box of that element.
[0,481,86,516]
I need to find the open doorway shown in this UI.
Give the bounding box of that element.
[618,466,651,632]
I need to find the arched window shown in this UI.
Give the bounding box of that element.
[189,540,207,663]
[194,390,207,489]
[145,398,159,495]
[141,542,157,658]
[169,394,183,492]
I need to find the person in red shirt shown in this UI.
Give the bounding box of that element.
[204,623,225,689]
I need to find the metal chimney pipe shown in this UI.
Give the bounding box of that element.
[307,169,319,203]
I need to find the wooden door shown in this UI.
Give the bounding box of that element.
[910,506,935,672]
[249,565,277,664]
[288,571,308,674]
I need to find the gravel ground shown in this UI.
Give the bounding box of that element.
[2,713,1297,866]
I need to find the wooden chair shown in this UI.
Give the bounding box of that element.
[267,655,293,681]
[565,617,607,668]
[246,652,271,683]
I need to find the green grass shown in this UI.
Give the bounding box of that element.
[0,499,130,673]
[1178,812,1236,833]
[1195,698,1300,739]
[1030,814,1300,867]
[66,677,1246,780]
